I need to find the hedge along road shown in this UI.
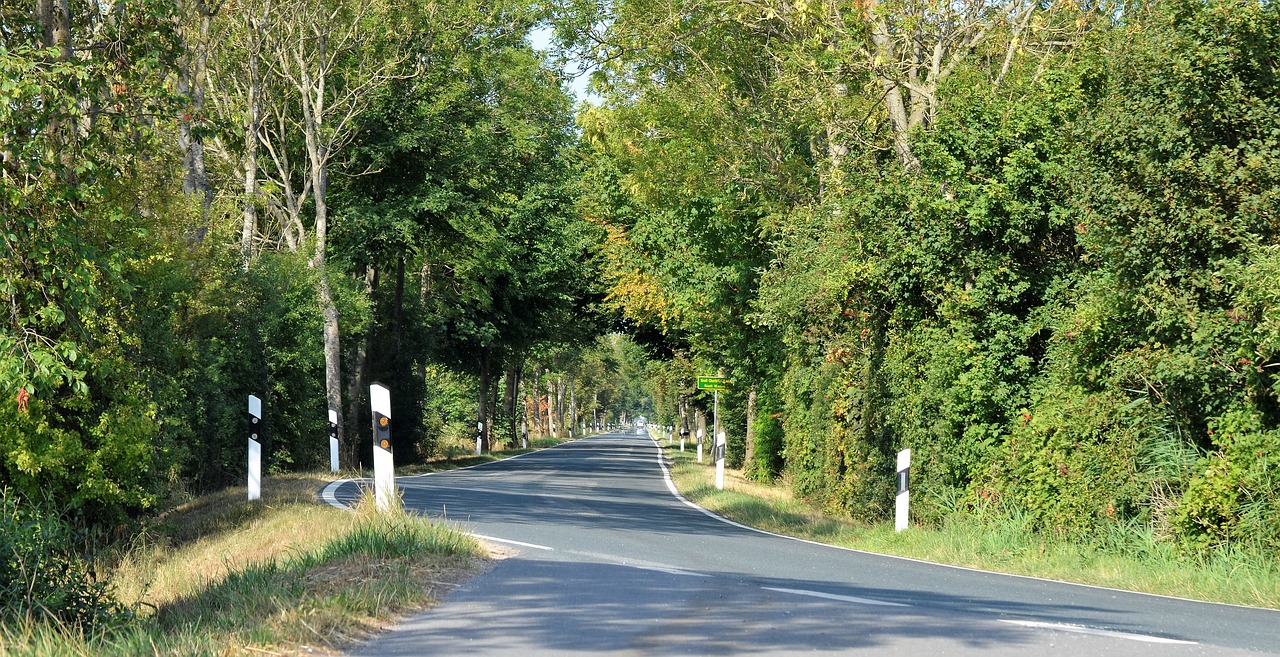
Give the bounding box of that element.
[323,432,1280,657]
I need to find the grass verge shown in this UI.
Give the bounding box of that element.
[661,442,1280,609]
[1,473,486,657]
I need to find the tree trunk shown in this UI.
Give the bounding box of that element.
[346,265,376,464]
[299,33,345,462]
[505,363,519,444]
[36,1,54,48]
[394,255,405,356]
[179,2,214,237]
[555,377,565,438]
[478,350,491,452]
[547,375,556,438]
[745,385,757,467]
[240,13,262,269]
[568,377,576,438]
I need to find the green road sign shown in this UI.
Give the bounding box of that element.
[697,376,730,391]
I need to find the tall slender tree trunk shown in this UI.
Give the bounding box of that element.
[505,363,519,444]
[547,375,556,438]
[555,377,565,438]
[178,1,215,236]
[299,36,346,463]
[346,265,376,465]
[393,255,405,356]
[240,12,262,269]
[568,378,576,437]
[477,350,490,452]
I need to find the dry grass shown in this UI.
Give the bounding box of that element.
[112,474,351,608]
[2,473,488,657]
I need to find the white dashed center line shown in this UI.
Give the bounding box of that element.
[762,586,911,607]
[1000,619,1198,644]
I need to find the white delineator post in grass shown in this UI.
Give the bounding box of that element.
[715,430,727,490]
[896,448,911,532]
[328,408,339,473]
[476,421,484,455]
[696,427,704,463]
[370,383,395,512]
[247,395,262,501]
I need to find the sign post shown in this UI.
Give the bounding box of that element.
[698,377,730,490]
[896,448,911,532]
[370,383,395,512]
[476,421,484,455]
[248,395,262,501]
[328,408,339,473]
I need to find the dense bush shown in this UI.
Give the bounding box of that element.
[748,0,1279,550]
[0,489,126,629]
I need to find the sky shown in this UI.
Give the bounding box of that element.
[528,25,601,106]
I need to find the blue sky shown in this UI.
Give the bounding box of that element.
[528,25,600,106]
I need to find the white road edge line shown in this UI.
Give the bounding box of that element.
[625,564,711,578]
[646,436,1280,615]
[763,586,910,607]
[469,533,554,551]
[999,619,1198,645]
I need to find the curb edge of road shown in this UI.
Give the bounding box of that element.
[645,435,1280,615]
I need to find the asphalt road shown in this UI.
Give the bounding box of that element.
[324,432,1280,656]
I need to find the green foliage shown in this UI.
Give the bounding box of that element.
[0,489,126,630]
[137,246,328,489]
[580,0,1280,560]
[1174,409,1280,552]
[746,410,785,483]
[986,386,1151,539]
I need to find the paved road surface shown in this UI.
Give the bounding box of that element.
[324,432,1280,656]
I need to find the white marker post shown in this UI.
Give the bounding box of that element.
[328,408,339,473]
[715,431,727,490]
[522,419,529,449]
[896,448,911,532]
[247,395,262,501]
[696,427,704,463]
[370,383,395,513]
[476,421,484,455]
[680,427,686,452]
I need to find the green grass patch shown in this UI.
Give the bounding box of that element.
[1,474,485,657]
[664,444,1280,609]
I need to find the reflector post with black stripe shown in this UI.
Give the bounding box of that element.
[328,408,339,473]
[896,448,911,532]
[248,395,262,501]
[370,383,395,512]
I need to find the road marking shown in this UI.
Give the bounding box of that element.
[763,586,911,607]
[320,478,357,511]
[645,437,1280,616]
[624,564,711,578]
[469,533,554,551]
[999,619,1198,645]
